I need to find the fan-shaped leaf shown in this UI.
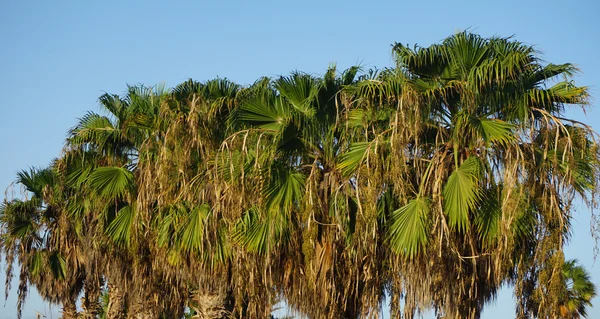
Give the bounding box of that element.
[180,204,210,253]
[68,112,117,149]
[238,97,289,132]
[48,252,66,280]
[347,109,365,128]
[337,142,375,176]
[274,73,320,117]
[561,259,597,317]
[88,166,134,200]
[474,188,501,242]
[388,197,431,258]
[469,116,514,145]
[29,251,44,277]
[443,156,482,232]
[1,200,39,239]
[213,224,231,265]
[105,205,134,248]
[16,168,54,199]
[232,208,270,255]
[263,164,305,214]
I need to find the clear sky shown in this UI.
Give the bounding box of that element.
[1,1,599,318]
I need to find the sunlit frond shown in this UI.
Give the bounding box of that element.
[87,166,134,200]
[443,156,483,232]
[105,205,135,248]
[388,197,431,258]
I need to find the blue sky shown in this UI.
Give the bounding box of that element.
[1,1,599,318]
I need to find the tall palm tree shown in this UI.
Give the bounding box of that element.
[144,78,244,318]
[0,167,84,319]
[336,32,597,318]
[64,84,167,318]
[226,66,383,317]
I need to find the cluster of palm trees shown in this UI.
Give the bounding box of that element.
[1,32,598,318]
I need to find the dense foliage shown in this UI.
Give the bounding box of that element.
[1,33,598,319]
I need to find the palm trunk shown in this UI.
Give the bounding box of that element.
[127,300,159,319]
[81,277,103,319]
[61,297,78,319]
[131,309,158,319]
[190,291,230,319]
[141,295,185,319]
[107,282,127,319]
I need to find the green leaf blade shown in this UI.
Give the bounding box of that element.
[388,197,431,258]
[88,166,134,200]
[443,156,482,232]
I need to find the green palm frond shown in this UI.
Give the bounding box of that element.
[545,81,589,104]
[347,109,366,128]
[203,78,240,100]
[474,188,501,242]
[529,63,578,85]
[341,65,361,85]
[393,42,448,78]
[64,155,96,188]
[156,206,178,248]
[443,156,483,232]
[488,35,536,63]
[65,195,86,219]
[1,200,40,239]
[567,157,597,195]
[408,78,444,96]
[274,72,320,117]
[508,194,536,243]
[98,93,127,121]
[105,205,135,248]
[337,141,376,176]
[232,208,270,255]
[68,112,118,149]
[28,251,66,280]
[561,259,597,318]
[388,197,431,258]
[15,167,55,199]
[468,116,515,146]
[172,79,203,105]
[212,224,231,265]
[29,251,44,277]
[180,204,210,253]
[346,78,384,102]
[445,32,490,76]
[549,142,598,196]
[264,164,305,215]
[214,150,255,185]
[238,96,289,132]
[87,166,134,200]
[126,84,165,116]
[48,252,67,280]
[9,216,37,239]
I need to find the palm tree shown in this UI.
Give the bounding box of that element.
[144,78,244,317]
[557,259,597,318]
[64,84,167,318]
[224,67,365,317]
[336,32,596,318]
[0,167,84,319]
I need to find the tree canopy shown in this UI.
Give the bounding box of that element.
[1,32,598,319]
